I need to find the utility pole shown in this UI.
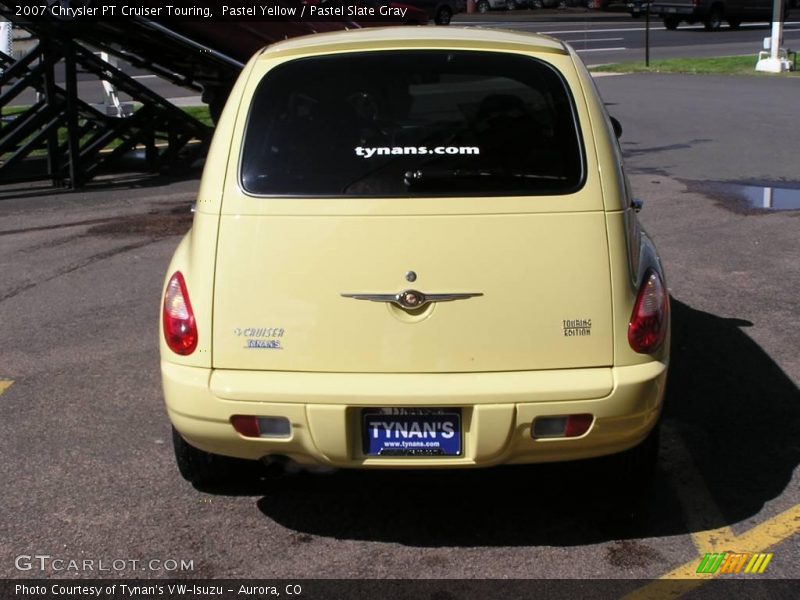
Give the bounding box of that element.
[0,18,11,122]
[755,0,792,72]
[645,2,651,67]
[0,18,11,66]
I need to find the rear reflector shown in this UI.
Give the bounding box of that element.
[532,414,593,439]
[231,416,291,439]
[231,415,260,438]
[564,414,593,437]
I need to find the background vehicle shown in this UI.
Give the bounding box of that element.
[530,0,569,7]
[403,0,466,23]
[627,0,652,17]
[475,0,563,10]
[651,0,785,30]
[475,0,515,12]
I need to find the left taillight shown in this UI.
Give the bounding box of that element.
[162,271,198,355]
[628,269,669,354]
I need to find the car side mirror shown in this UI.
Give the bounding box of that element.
[610,116,623,139]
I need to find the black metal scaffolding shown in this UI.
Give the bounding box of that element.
[0,12,240,188]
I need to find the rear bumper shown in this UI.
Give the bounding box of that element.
[162,361,667,468]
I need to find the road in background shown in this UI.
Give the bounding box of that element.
[457,10,800,65]
[6,10,799,106]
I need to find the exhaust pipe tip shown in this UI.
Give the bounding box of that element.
[261,455,337,476]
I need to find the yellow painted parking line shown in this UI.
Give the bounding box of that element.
[621,578,707,600]
[0,380,13,395]
[622,425,800,600]
[623,505,800,600]
[729,504,800,558]
[661,424,736,552]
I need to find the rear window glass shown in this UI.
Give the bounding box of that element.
[240,51,585,197]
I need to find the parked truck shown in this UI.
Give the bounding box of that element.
[651,0,786,30]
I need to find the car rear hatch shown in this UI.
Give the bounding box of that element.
[211,47,613,373]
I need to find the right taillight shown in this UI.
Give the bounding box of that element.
[162,271,198,355]
[628,269,669,354]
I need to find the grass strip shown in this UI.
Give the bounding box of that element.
[591,55,799,76]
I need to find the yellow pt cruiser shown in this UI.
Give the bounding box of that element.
[160,27,670,487]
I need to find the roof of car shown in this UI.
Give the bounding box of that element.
[260,26,568,58]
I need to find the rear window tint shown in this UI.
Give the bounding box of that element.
[240,51,585,197]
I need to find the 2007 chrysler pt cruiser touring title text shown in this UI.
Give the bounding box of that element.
[160,27,670,487]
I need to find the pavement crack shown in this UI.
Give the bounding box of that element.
[0,239,158,304]
[0,217,117,236]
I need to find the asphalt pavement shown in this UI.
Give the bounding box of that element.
[595,72,800,184]
[0,72,798,587]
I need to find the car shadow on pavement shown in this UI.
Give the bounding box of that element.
[659,298,800,526]
[243,297,800,547]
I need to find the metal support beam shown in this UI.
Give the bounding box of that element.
[0,28,211,187]
[42,42,61,185]
[63,42,80,188]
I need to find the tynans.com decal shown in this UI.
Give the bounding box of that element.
[355,146,480,158]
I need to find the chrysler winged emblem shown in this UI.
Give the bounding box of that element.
[341,289,483,310]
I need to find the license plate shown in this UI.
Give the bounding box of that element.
[362,409,462,457]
